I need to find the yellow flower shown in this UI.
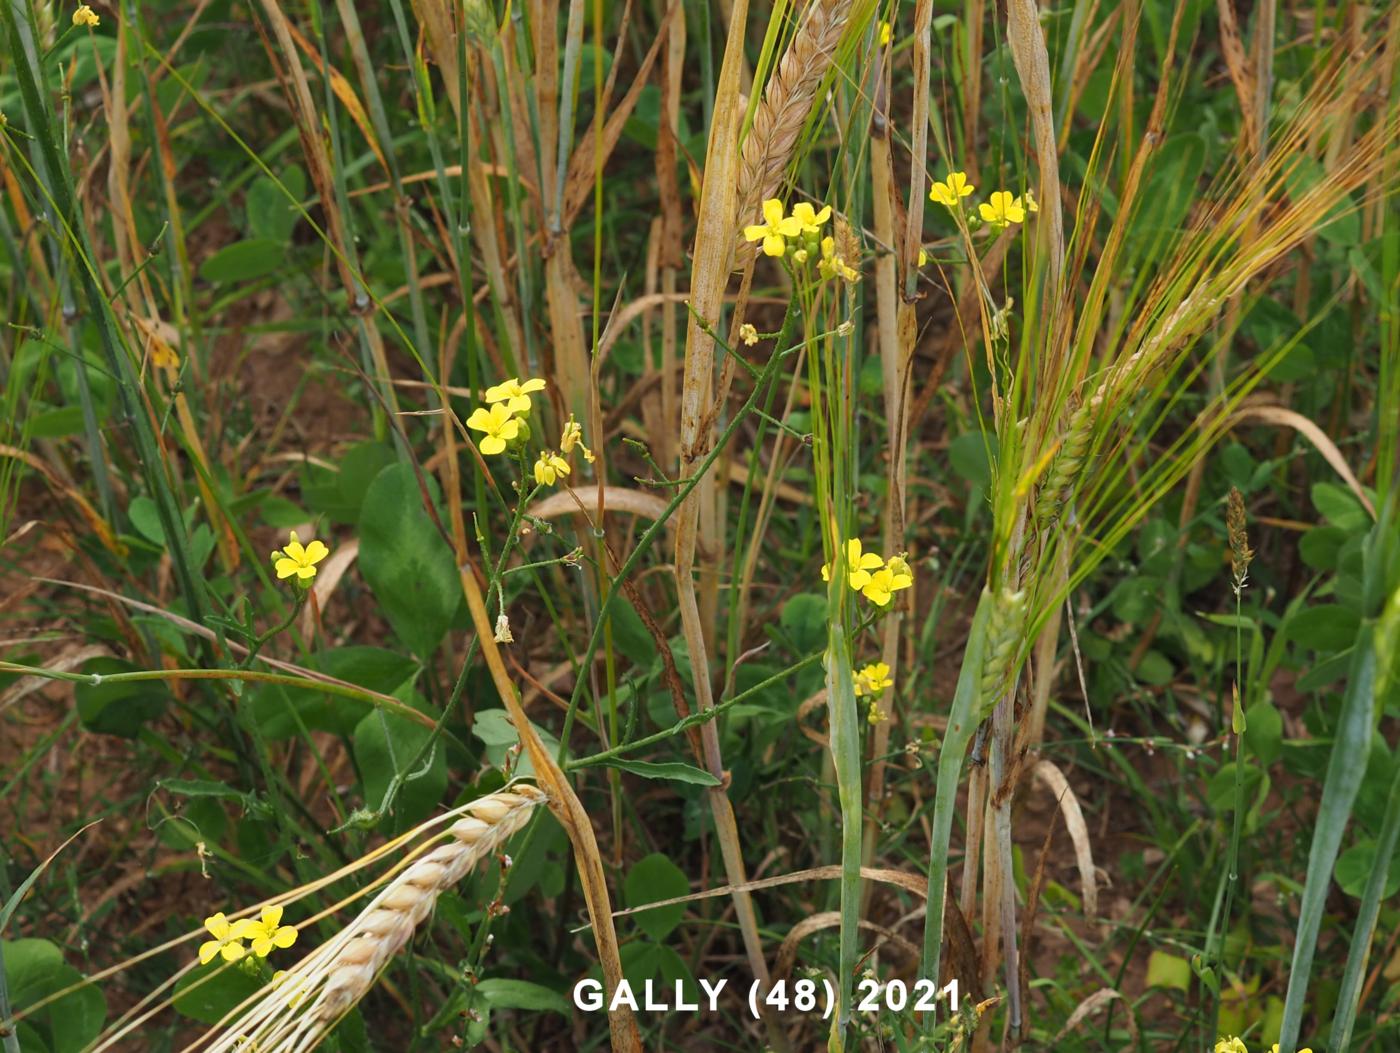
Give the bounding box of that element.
[818,236,860,283]
[533,450,570,486]
[879,20,891,45]
[917,248,928,267]
[854,661,894,698]
[272,530,329,581]
[867,702,888,724]
[861,561,914,607]
[822,538,885,590]
[72,4,100,27]
[979,190,1026,229]
[560,414,595,463]
[1267,1047,1311,1053]
[467,403,521,455]
[885,553,913,582]
[233,905,298,958]
[1214,1040,1247,1053]
[1018,188,1039,213]
[790,202,832,235]
[484,376,546,415]
[743,198,802,257]
[199,912,248,965]
[929,171,974,208]
[739,323,759,346]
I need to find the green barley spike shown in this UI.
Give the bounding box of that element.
[1035,401,1093,529]
[979,588,1027,716]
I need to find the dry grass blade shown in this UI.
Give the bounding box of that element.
[1030,759,1098,919]
[1050,987,1140,1044]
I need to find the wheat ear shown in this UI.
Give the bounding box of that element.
[733,0,851,252]
[197,784,546,1053]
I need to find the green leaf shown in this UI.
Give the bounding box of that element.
[300,442,397,524]
[74,657,169,737]
[246,171,303,243]
[1286,604,1361,652]
[1334,837,1400,899]
[352,691,448,833]
[624,853,690,941]
[948,431,993,488]
[1311,482,1369,532]
[357,462,460,660]
[1286,156,1360,246]
[252,646,416,739]
[1133,649,1175,687]
[779,593,828,654]
[595,759,721,786]
[1145,949,1191,991]
[172,963,265,1025]
[127,495,166,544]
[475,978,571,1015]
[198,237,285,283]
[472,709,562,778]
[1244,698,1283,766]
[0,938,106,1051]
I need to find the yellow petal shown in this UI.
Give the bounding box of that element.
[480,436,506,455]
[742,224,768,243]
[848,569,874,590]
[466,407,494,432]
[274,558,299,579]
[775,216,803,237]
[813,205,831,225]
[221,941,247,962]
[302,540,328,564]
[204,913,231,939]
[198,940,221,965]
[251,935,272,957]
[762,234,785,257]
[296,565,317,579]
[272,926,298,949]
[283,539,305,563]
[762,198,785,225]
[521,378,546,393]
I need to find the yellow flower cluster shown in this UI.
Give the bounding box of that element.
[929,170,1038,230]
[822,539,913,607]
[742,198,859,282]
[1215,1040,1311,1053]
[467,376,545,454]
[199,906,298,965]
[854,661,893,697]
[72,4,100,27]
[271,530,329,583]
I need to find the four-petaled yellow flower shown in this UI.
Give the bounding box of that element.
[743,198,802,258]
[979,190,1026,229]
[199,912,248,965]
[790,202,831,236]
[467,403,522,455]
[272,530,328,581]
[819,236,860,283]
[484,376,546,415]
[860,564,913,606]
[533,451,571,486]
[72,4,100,27]
[929,171,974,208]
[854,661,894,698]
[822,538,885,590]
[560,414,595,463]
[234,905,298,958]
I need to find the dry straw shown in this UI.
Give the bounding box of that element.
[192,784,546,1053]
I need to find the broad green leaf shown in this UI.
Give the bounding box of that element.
[1145,950,1191,991]
[352,690,447,832]
[300,442,397,524]
[358,462,460,660]
[1,938,106,1051]
[172,963,265,1025]
[1286,604,1361,652]
[1311,482,1369,533]
[246,170,304,243]
[1244,698,1283,766]
[472,708,561,778]
[779,593,828,654]
[1334,837,1400,899]
[74,657,169,737]
[198,237,285,283]
[624,853,690,941]
[947,431,993,488]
